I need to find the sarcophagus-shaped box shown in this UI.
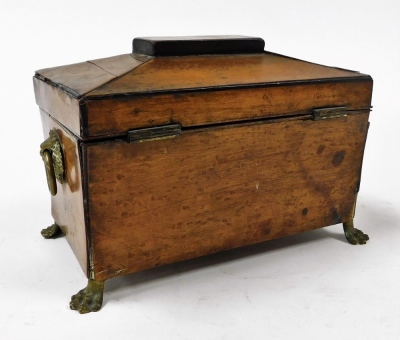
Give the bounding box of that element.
[34,36,373,313]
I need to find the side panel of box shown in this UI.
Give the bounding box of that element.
[85,113,369,281]
[40,109,88,276]
[34,78,82,137]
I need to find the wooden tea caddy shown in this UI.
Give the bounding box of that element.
[34,36,373,313]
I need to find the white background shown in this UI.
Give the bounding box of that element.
[1,1,399,339]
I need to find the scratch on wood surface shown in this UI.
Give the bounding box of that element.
[87,60,118,77]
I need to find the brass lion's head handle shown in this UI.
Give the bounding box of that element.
[40,129,65,196]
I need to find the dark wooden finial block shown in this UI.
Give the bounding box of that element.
[132,35,265,56]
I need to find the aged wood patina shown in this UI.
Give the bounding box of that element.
[34,36,373,313]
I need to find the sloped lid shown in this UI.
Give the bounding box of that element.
[35,36,370,99]
[34,36,372,139]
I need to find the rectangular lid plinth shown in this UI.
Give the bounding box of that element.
[132,35,265,56]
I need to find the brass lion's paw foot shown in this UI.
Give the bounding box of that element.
[344,227,369,245]
[70,280,105,314]
[41,223,62,239]
[343,220,369,245]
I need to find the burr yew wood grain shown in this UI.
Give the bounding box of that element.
[85,113,369,281]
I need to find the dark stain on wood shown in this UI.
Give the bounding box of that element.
[332,150,346,167]
[331,207,342,224]
[317,144,325,155]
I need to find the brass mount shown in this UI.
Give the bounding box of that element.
[40,129,65,196]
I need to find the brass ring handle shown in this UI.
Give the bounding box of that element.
[42,149,57,195]
[40,129,65,196]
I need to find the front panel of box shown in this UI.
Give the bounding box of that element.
[83,113,369,281]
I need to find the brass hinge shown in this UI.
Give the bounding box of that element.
[128,123,182,143]
[312,106,347,121]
